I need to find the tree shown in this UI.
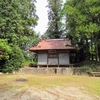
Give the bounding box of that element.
[63,0,100,62]
[0,0,39,72]
[46,0,64,38]
[0,0,38,45]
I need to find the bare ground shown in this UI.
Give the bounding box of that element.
[0,86,99,100]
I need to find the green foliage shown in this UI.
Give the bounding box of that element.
[0,0,39,72]
[24,60,37,67]
[46,0,64,38]
[73,60,100,75]
[21,34,40,61]
[24,60,37,66]
[0,39,11,60]
[73,67,92,75]
[79,60,100,72]
[3,45,24,73]
[62,0,100,62]
[0,0,38,45]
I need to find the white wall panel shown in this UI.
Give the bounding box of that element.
[48,58,58,65]
[59,53,69,64]
[38,53,47,64]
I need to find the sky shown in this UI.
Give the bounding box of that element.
[34,0,66,35]
[34,0,48,35]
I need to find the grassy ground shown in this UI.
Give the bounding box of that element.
[0,74,100,96]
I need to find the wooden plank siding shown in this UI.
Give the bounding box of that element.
[37,50,70,67]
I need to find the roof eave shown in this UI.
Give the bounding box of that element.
[29,48,76,51]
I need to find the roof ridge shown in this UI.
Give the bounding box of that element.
[46,39,65,41]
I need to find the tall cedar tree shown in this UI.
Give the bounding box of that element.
[46,0,63,38]
[0,0,38,47]
[0,0,38,72]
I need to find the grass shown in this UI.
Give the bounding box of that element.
[0,74,100,96]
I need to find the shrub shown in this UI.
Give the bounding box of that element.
[0,39,11,71]
[79,60,100,73]
[73,67,92,75]
[3,45,24,73]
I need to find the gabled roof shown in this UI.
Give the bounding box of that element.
[29,38,75,51]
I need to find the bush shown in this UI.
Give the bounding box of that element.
[29,63,37,67]
[73,67,92,75]
[24,60,37,66]
[3,45,24,73]
[0,39,11,71]
[79,60,100,72]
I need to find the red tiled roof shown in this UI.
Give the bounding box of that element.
[29,39,75,51]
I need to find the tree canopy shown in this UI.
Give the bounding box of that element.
[63,0,100,62]
[45,0,64,38]
[0,0,38,45]
[0,0,39,72]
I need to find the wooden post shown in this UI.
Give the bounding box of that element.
[58,64,59,68]
[47,65,48,68]
[38,65,40,68]
[58,53,59,68]
[46,67,48,74]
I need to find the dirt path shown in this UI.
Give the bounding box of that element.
[0,86,98,100]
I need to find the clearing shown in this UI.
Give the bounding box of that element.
[0,74,100,100]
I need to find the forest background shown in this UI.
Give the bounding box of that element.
[0,0,100,73]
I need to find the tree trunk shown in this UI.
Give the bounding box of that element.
[96,42,99,61]
[86,38,89,60]
[91,36,94,60]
